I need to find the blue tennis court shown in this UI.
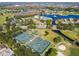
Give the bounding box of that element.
[14,32,34,44]
[27,37,50,54]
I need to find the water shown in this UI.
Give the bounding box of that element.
[40,14,79,20]
[40,14,79,25]
[52,30,79,46]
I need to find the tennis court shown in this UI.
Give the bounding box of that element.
[27,37,50,54]
[14,32,34,44]
[14,32,50,54]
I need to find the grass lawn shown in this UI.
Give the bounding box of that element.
[44,45,57,56]
[35,29,65,45]
[69,47,79,56]
[35,29,59,42]
[60,30,78,40]
[62,11,71,15]
[0,15,6,25]
[0,13,14,25]
[49,48,57,56]
[62,11,79,15]
[70,12,79,15]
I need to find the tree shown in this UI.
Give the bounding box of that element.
[45,48,57,56]
[0,13,4,16]
[0,25,3,31]
[67,23,75,31]
[13,44,40,56]
[5,17,10,21]
[46,19,52,28]
[7,38,15,48]
[40,20,45,23]
[53,36,61,44]
[28,19,36,29]
[0,32,8,43]
[44,31,49,36]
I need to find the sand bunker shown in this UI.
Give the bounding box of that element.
[58,45,66,51]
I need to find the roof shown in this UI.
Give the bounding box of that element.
[0,48,13,56]
[0,44,6,50]
[0,44,13,56]
[15,11,41,17]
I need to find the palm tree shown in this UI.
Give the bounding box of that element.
[53,36,61,44]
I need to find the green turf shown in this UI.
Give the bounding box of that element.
[0,13,14,25]
[70,47,79,56]
[60,30,78,40]
[0,16,5,25]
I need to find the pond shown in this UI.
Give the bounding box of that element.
[40,14,79,20]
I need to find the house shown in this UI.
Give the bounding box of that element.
[0,44,13,56]
[35,20,47,28]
